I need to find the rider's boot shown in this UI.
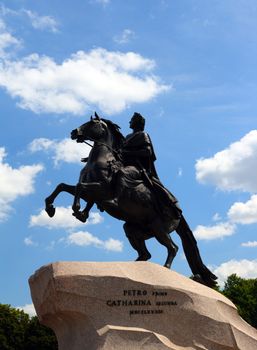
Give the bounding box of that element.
[101,198,118,210]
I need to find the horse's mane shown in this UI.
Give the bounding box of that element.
[101,118,125,150]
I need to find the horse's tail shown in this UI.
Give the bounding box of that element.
[176,215,217,287]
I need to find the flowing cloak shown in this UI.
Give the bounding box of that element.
[121,131,182,219]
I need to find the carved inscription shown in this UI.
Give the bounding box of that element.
[106,289,177,316]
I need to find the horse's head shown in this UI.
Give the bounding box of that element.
[71,113,124,154]
[71,113,108,143]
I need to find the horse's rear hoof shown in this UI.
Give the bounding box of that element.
[45,204,55,217]
[164,263,171,269]
[136,253,151,261]
[192,274,217,288]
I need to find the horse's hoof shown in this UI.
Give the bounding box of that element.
[45,204,55,217]
[192,274,204,283]
[72,211,87,223]
[83,211,89,220]
[136,253,151,261]
[164,254,176,269]
[192,274,217,288]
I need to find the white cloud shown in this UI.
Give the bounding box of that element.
[17,303,36,317]
[24,236,38,246]
[29,137,91,165]
[0,48,169,115]
[0,5,59,32]
[241,241,257,247]
[104,238,123,252]
[0,19,21,58]
[212,212,221,221]
[0,147,43,222]
[195,131,257,236]
[193,222,236,240]
[68,231,102,246]
[46,240,56,250]
[114,29,135,44]
[94,0,110,5]
[67,231,123,252]
[29,206,103,230]
[23,10,59,33]
[228,194,257,224]
[0,199,12,222]
[0,148,43,201]
[88,212,104,225]
[195,130,257,193]
[213,259,257,287]
[29,138,55,152]
[0,4,17,16]
[0,31,20,56]
[177,167,183,177]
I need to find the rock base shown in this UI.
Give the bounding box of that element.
[29,262,257,350]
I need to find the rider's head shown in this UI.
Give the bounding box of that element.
[129,112,145,131]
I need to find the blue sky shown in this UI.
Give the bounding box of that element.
[1,0,257,316]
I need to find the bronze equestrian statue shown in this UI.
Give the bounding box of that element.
[45,112,217,287]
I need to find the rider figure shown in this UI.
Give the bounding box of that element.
[121,112,181,219]
[121,112,158,178]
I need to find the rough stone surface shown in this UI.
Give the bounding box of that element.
[29,261,257,350]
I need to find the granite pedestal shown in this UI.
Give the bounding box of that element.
[29,261,257,350]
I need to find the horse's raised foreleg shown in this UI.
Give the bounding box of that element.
[72,165,88,214]
[72,181,102,215]
[155,231,178,269]
[45,183,76,217]
[72,182,83,214]
[72,200,94,223]
[45,182,94,222]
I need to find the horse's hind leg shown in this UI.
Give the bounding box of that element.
[45,183,75,217]
[155,231,178,269]
[123,223,151,261]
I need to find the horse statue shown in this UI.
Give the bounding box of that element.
[45,114,217,287]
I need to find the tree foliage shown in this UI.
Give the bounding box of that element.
[0,304,57,350]
[222,274,257,329]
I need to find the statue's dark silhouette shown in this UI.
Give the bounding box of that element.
[45,112,217,287]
